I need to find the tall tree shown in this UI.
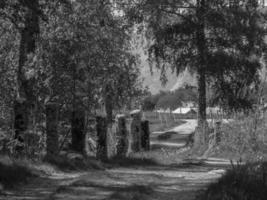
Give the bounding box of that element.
[0,0,41,141]
[0,15,18,127]
[0,0,69,143]
[207,0,266,111]
[119,0,266,145]
[35,0,145,152]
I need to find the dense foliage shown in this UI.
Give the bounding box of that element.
[0,0,146,156]
[0,0,267,156]
[119,0,267,117]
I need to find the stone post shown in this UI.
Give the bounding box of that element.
[45,103,59,159]
[71,109,86,154]
[86,117,97,154]
[215,121,222,144]
[129,110,142,153]
[14,101,28,144]
[116,115,128,157]
[106,123,116,159]
[141,120,150,151]
[96,116,107,161]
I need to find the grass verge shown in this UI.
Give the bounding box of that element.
[44,153,104,171]
[0,156,37,189]
[103,156,159,168]
[198,162,267,200]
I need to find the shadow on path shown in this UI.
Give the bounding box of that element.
[0,120,230,200]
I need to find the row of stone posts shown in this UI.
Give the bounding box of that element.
[45,104,150,161]
[45,103,88,160]
[96,110,150,161]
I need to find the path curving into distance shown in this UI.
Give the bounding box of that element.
[150,119,198,149]
[1,119,233,200]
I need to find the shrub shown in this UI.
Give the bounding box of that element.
[0,158,36,189]
[212,111,267,161]
[198,162,267,200]
[44,153,103,171]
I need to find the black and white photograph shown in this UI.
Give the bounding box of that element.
[1,0,267,199]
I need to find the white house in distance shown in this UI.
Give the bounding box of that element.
[172,106,221,115]
[156,108,172,113]
[172,101,197,114]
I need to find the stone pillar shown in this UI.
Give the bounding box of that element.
[96,116,107,161]
[86,117,97,154]
[24,132,40,157]
[45,103,59,159]
[71,109,86,154]
[129,110,142,153]
[116,115,128,157]
[141,120,150,151]
[106,123,116,159]
[14,101,28,143]
[215,121,222,144]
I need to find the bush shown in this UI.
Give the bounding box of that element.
[0,158,36,189]
[211,111,267,161]
[44,153,103,171]
[198,162,267,200]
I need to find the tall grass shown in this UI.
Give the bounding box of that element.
[198,162,267,200]
[198,83,267,199]
[210,111,267,161]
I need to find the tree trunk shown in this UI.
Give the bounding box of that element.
[197,67,207,128]
[14,0,40,143]
[105,84,113,124]
[194,0,208,147]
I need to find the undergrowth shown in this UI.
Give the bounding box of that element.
[0,157,36,189]
[0,152,103,190]
[198,162,267,200]
[210,113,267,161]
[44,153,103,171]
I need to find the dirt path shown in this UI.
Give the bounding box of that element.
[0,173,86,200]
[1,121,229,200]
[0,158,228,200]
[152,120,197,136]
[52,161,227,200]
[151,120,197,148]
[171,120,197,135]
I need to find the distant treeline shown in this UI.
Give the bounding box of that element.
[142,86,197,111]
[142,82,267,112]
